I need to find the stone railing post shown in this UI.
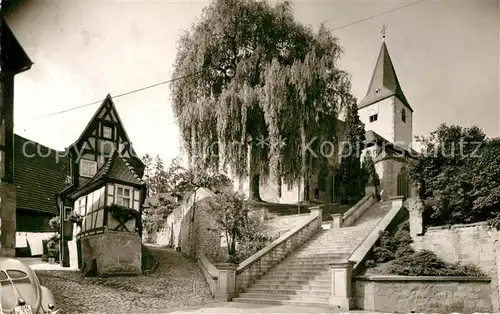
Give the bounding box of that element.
[406,197,424,239]
[365,185,376,197]
[329,260,355,310]
[390,196,404,211]
[309,206,323,230]
[331,213,343,228]
[214,263,238,301]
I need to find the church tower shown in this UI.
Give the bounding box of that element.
[358,39,413,149]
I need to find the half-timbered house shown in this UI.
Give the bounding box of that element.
[57,94,146,274]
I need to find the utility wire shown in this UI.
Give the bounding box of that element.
[18,0,425,125]
[329,0,426,31]
[37,70,204,119]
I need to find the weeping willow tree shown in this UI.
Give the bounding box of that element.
[171,0,355,201]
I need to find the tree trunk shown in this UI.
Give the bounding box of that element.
[300,124,307,203]
[247,138,262,202]
[249,173,261,201]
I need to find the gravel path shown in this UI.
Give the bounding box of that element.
[35,247,215,313]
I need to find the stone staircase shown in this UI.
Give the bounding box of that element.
[233,200,392,307]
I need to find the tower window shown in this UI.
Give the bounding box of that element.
[369,109,378,123]
[401,109,406,123]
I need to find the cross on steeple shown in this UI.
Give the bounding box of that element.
[381,24,387,40]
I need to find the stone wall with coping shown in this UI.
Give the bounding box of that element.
[353,275,492,313]
[410,221,500,311]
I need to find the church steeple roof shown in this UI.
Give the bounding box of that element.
[358,41,412,112]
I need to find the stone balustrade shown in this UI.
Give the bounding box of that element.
[349,196,406,270]
[334,193,376,228]
[235,208,323,295]
[197,252,218,296]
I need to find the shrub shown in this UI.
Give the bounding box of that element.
[365,259,376,268]
[385,250,484,277]
[370,221,484,277]
[48,216,60,230]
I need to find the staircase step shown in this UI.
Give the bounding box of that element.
[246,288,331,297]
[266,270,329,277]
[237,201,392,309]
[251,283,331,290]
[255,279,330,286]
[237,293,330,303]
[232,298,330,308]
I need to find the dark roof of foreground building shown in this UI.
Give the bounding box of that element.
[68,149,145,199]
[14,134,70,214]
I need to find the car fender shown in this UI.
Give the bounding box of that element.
[39,286,57,313]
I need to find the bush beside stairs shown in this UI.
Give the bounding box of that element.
[232,200,393,307]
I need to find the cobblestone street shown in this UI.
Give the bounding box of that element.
[35,247,215,313]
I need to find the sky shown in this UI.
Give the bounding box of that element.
[5,0,499,165]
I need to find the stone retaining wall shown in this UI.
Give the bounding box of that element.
[354,275,492,313]
[408,204,500,312]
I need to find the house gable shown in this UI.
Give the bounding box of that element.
[66,94,145,186]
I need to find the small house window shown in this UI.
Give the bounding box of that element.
[64,206,72,220]
[79,159,97,178]
[369,114,378,122]
[102,124,113,139]
[401,109,406,123]
[116,186,132,208]
[78,198,86,216]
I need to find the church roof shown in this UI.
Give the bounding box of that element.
[364,130,419,160]
[358,42,412,112]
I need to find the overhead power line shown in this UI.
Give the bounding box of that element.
[19,0,425,125]
[330,0,426,31]
[39,70,204,119]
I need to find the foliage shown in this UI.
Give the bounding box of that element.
[171,0,355,201]
[386,250,484,277]
[368,221,484,276]
[109,204,139,222]
[66,212,83,223]
[372,221,414,263]
[142,197,178,238]
[408,123,500,226]
[49,216,60,231]
[205,190,254,263]
[338,102,366,204]
[362,153,380,187]
[47,234,60,255]
[233,215,276,263]
[141,155,233,241]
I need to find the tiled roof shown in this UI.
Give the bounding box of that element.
[358,42,412,112]
[1,16,33,75]
[14,134,70,214]
[364,130,419,159]
[71,150,145,198]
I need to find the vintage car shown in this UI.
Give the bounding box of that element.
[0,258,59,314]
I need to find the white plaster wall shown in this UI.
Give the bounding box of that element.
[393,97,413,148]
[358,97,395,143]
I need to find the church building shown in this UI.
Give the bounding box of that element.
[240,38,418,204]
